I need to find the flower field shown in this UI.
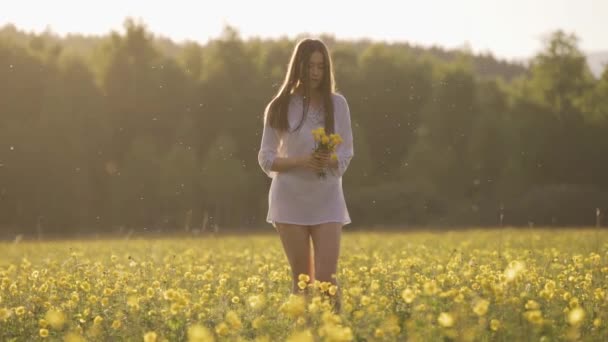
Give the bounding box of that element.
[1,228,607,341]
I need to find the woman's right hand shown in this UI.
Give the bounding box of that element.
[301,151,330,172]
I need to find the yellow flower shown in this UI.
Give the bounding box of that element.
[88,295,99,305]
[328,285,338,296]
[525,300,540,310]
[523,310,543,325]
[170,302,182,315]
[376,315,401,336]
[473,299,490,316]
[93,315,103,325]
[312,128,326,142]
[490,319,500,331]
[80,282,90,292]
[401,288,415,303]
[112,319,122,330]
[348,287,362,296]
[127,295,139,308]
[0,308,11,321]
[163,289,177,301]
[297,281,308,290]
[438,312,454,328]
[321,136,330,144]
[39,328,49,338]
[143,331,158,342]
[331,153,338,161]
[225,310,242,329]
[215,322,229,336]
[594,288,605,301]
[15,306,26,316]
[593,318,602,328]
[504,260,525,282]
[423,280,439,295]
[188,324,215,342]
[280,294,306,318]
[318,321,353,341]
[329,133,343,146]
[286,329,314,342]
[298,274,310,282]
[248,295,265,310]
[252,316,265,330]
[63,332,86,342]
[319,281,331,293]
[567,307,585,325]
[454,293,465,303]
[231,296,240,304]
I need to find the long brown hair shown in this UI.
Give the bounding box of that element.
[264,38,336,134]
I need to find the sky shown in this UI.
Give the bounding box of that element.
[1,0,606,61]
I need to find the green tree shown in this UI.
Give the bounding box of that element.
[200,135,249,228]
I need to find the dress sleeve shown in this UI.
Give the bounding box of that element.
[257,106,280,178]
[330,94,354,177]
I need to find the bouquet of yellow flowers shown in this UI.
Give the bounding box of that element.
[311,127,343,178]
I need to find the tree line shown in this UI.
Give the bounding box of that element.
[0,19,607,237]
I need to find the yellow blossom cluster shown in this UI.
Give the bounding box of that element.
[0,228,606,340]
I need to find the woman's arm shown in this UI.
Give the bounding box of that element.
[269,156,306,172]
[258,109,323,177]
[329,94,354,177]
[258,108,282,178]
[266,153,326,174]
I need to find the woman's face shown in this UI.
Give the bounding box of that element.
[306,51,324,90]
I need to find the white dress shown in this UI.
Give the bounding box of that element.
[257,92,354,227]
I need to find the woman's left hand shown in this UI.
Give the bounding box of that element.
[313,150,331,170]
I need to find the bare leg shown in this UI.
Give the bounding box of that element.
[310,222,343,314]
[275,223,314,295]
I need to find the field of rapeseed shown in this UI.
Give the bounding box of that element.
[1,228,607,341]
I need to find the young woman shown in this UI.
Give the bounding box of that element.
[257,38,354,313]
